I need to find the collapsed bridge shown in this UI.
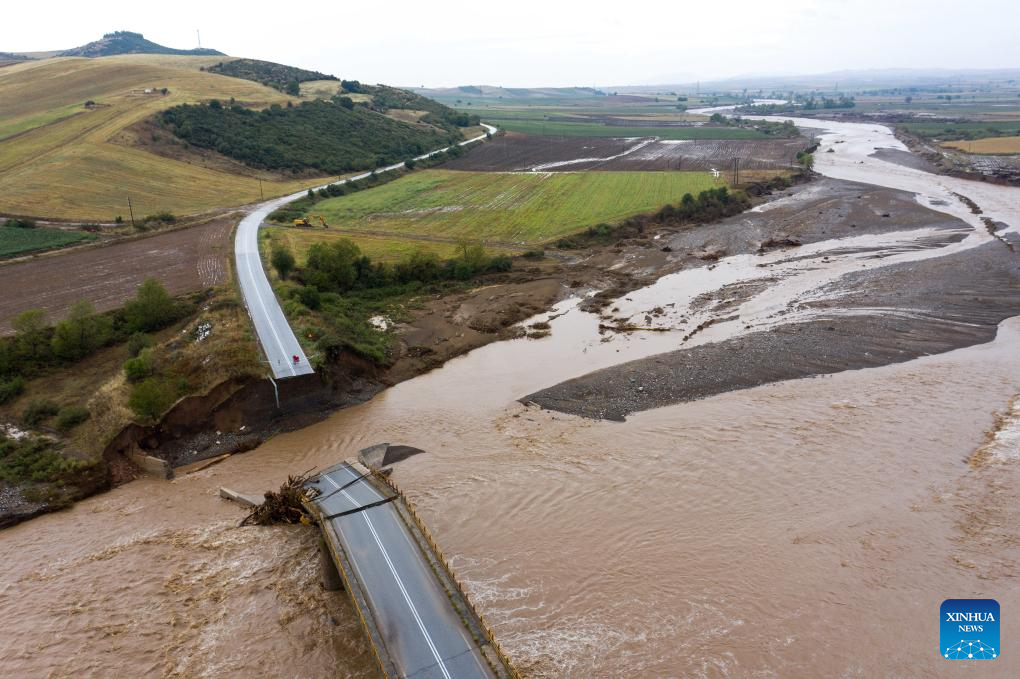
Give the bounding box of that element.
[304,460,518,679]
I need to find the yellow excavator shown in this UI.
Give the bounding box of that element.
[292,214,328,228]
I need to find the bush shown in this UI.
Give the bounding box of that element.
[123,350,155,383]
[0,376,25,404]
[127,332,154,357]
[123,279,178,332]
[3,218,36,229]
[23,399,59,427]
[51,301,112,360]
[271,245,296,280]
[296,285,321,310]
[128,378,177,423]
[142,211,176,226]
[0,435,86,485]
[54,405,90,433]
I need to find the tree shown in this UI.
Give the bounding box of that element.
[51,300,112,360]
[304,239,362,292]
[12,309,48,361]
[123,279,175,332]
[271,244,296,280]
[128,378,176,423]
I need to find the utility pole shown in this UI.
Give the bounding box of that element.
[732,158,739,185]
[258,178,264,200]
[197,30,202,49]
[127,197,136,229]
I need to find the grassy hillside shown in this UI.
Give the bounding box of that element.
[306,169,723,244]
[0,55,336,220]
[0,55,478,221]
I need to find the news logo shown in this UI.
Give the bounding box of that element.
[941,599,999,659]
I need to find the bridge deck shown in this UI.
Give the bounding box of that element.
[306,463,511,679]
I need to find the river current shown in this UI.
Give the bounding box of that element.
[2,115,1019,678]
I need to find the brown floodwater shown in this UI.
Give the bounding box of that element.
[2,116,1019,678]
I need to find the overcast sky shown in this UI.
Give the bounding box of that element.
[5,0,1019,87]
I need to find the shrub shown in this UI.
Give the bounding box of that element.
[54,405,90,433]
[123,279,177,332]
[0,377,25,404]
[3,218,36,229]
[296,285,321,310]
[271,244,296,280]
[0,435,86,485]
[23,399,59,427]
[51,300,112,360]
[521,250,545,259]
[128,378,177,423]
[123,350,155,383]
[127,332,154,357]
[142,211,176,226]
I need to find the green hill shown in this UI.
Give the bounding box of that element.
[59,31,223,58]
[159,98,461,174]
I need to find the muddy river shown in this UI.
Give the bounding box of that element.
[2,117,1019,678]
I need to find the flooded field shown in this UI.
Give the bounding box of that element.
[1,115,1019,677]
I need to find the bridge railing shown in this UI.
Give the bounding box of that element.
[372,468,522,679]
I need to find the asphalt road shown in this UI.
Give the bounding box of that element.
[308,464,495,679]
[234,124,497,380]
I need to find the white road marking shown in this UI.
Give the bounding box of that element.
[322,473,454,679]
[235,125,496,380]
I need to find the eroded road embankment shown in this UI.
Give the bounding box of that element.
[524,175,1020,420]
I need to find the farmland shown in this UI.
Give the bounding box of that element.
[306,169,723,245]
[898,120,1020,140]
[480,117,767,139]
[0,215,233,333]
[264,227,517,265]
[942,136,1020,154]
[445,133,807,172]
[0,226,96,258]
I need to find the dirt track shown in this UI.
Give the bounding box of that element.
[445,132,808,172]
[0,216,233,333]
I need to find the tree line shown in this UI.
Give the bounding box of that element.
[0,280,190,407]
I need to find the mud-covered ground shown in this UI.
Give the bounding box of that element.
[524,179,1020,420]
[444,132,808,172]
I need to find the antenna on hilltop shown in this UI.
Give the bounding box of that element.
[197,29,202,48]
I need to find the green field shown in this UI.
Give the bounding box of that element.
[0,227,96,257]
[899,120,1020,139]
[0,104,83,141]
[308,169,723,244]
[264,227,520,264]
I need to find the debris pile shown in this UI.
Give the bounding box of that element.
[241,472,313,526]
